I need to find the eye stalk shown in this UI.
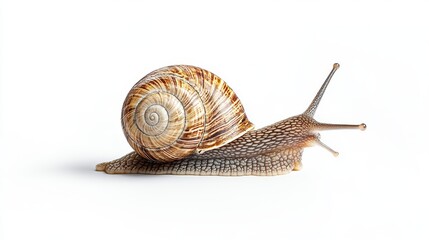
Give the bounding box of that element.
[304,63,340,117]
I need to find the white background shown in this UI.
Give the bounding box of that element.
[1,0,428,239]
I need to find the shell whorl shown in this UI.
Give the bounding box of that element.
[121,65,254,163]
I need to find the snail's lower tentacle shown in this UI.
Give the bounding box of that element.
[96,149,302,176]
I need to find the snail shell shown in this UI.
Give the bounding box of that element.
[122,65,254,162]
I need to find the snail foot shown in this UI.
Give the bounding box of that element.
[292,161,303,171]
[95,162,108,172]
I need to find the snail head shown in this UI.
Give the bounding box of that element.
[300,63,366,156]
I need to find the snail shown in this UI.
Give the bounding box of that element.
[96,63,366,176]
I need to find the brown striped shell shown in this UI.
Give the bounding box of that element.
[122,65,254,163]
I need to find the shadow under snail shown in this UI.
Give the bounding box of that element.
[96,63,366,176]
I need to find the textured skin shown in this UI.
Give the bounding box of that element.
[97,149,302,176]
[96,115,318,175]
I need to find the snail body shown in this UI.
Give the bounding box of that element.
[96,63,366,176]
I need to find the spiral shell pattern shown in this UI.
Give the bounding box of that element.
[122,65,254,162]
